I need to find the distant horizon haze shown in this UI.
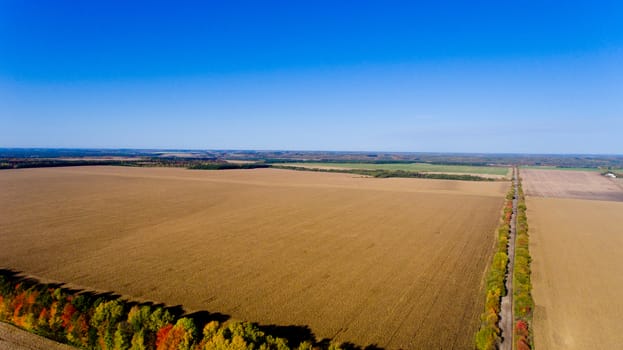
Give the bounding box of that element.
[1,147,622,158]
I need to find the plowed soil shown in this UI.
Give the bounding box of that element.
[0,167,507,349]
[521,168,623,201]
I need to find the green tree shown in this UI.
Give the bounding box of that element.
[91,300,124,350]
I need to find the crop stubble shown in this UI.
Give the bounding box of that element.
[0,322,77,350]
[523,168,623,349]
[0,167,506,349]
[521,168,623,201]
[527,197,623,349]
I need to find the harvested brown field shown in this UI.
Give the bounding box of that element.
[527,197,623,350]
[0,167,507,349]
[521,168,623,201]
[0,322,76,350]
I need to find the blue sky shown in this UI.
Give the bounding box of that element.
[1,1,622,153]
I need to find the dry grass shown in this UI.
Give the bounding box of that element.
[527,197,623,350]
[521,169,623,202]
[0,167,507,349]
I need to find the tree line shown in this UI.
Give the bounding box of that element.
[272,165,495,181]
[512,179,534,350]
[187,163,270,170]
[474,185,514,349]
[474,173,534,350]
[0,159,270,171]
[0,271,346,350]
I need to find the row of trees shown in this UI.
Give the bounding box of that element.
[0,159,131,169]
[187,163,270,170]
[513,180,534,350]
[0,272,344,350]
[272,165,495,181]
[474,184,514,349]
[0,158,268,170]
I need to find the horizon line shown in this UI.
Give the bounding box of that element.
[1,147,622,157]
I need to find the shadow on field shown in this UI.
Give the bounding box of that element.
[258,324,315,347]
[318,338,384,350]
[185,309,230,324]
[0,268,384,350]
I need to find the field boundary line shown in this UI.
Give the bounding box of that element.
[511,171,535,349]
[474,168,516,349]
[498,167,518,349]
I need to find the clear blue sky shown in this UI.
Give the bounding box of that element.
[1,1,622,153]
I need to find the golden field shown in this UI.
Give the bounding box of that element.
[521,168,623,201]
[523,168,623,349]
[527,196,623,349]
[0,166,507,349]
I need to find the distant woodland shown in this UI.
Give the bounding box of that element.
[1,149,621,176]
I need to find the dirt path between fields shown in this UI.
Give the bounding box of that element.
[0,322,76,350]
[499,167,518,350]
